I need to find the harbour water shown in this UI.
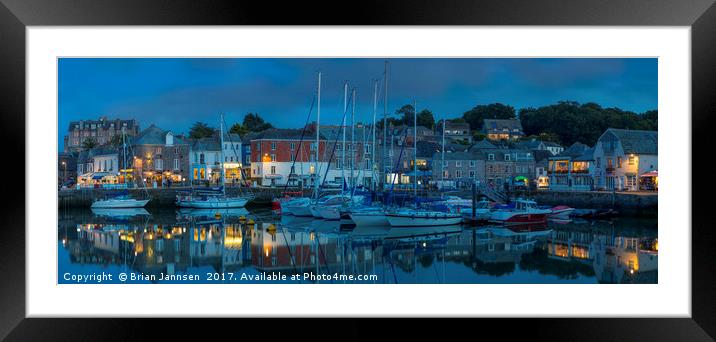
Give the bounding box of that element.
[58,208,657,284]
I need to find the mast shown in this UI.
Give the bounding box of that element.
[413,100,418,201]
[351,88,356,192]
[441,119,445,187]
[220,112,226,195]
[342,82,348,193]
[382,60,388,191]
[122,126,127,185]
[315,72,321,199]
[372,80,377,191]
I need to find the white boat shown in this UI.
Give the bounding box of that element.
[311,194,364,220]
[459,199,493,221]
[386,209,463,227]
[548,205,575,219]
[91,196,149,208]
[281,197,311,215]
[348,206,389,227]
[489,198,551,224]
[91,207,150,217]
[176,193,249,208]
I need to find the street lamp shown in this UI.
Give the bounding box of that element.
[61,161,67,181]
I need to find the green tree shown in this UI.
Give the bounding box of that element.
[242,113,273,132]
[189,122,216,139]
[519,101,657,146]
[229,123,249,136]
[81,137,98,150]
[462,103,516,131]
[417,109,435,129]
[107,135,123,148]
[395,104,415,125]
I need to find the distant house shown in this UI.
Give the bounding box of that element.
[483,119,524,141]
[515,139,564,156]
[592,128,658,191]
[188,131,242,185]
[548,142,595,191]
[481,148,535,188]
[439,120,472,143]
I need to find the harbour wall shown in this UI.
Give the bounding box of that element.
[530,190,658,217]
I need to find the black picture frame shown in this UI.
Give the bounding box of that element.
[1,0,713,339]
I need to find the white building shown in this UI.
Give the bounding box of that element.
[189,132,242,183]
[592,129,657,191]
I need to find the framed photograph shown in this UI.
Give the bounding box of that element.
[1,0,713,339]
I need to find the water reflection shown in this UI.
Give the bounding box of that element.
[58,209,657,284]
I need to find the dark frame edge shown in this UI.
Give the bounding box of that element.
[0,0,714,340]
[0,1,26,341]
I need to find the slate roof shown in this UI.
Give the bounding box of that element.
[606,128,658,155]
[532,150,554,163]
[483,119,523,131]
[416,140,441,158]
[551,142,589,160]
[469,139,497,151]
[252,128,328,141]
[574,147,595,161]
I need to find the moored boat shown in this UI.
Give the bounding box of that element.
[386,209,463,227]
[549,205,575,219]
[92,192,149,208]
[489,198,551,225]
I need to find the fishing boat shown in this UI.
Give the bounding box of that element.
[489,198,551,224]
[548,205,575,219]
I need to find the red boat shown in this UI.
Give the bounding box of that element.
[489,199,551,225]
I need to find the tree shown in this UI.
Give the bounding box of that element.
[189,122,216,139]
[229,123,249,136]
[462,103,516,131]
[395,104,415,125]
[81,137,98,150]
[519,101,658,146]
[242,113,273,132]
[416,109,435,129]
[107,135,123,148]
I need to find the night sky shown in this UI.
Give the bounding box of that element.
[58,58,657,151]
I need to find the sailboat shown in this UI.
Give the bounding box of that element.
[176,113,250,208]
[385,99,462,227]
[92,127,151,208]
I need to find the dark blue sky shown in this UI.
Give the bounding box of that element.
[58,58,657,151]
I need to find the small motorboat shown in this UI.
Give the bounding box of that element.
[489,198,551,225]
[549,205,575,219]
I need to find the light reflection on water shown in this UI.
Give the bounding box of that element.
[57,208,657,284]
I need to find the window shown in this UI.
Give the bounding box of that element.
[456,170,463,178]
[617,157,623,168]
[365,158,371,170]
[199,154,205,164]
[443,170,449,178]
[270,154,276,162]
[628,155,635,165]
[504,154,511,161]
[290,142,296,151]
[336,159,342,169]
[271,142,276,150]
[488,154,495,161]
[155,159,163,170]
[469,161,476,167]
[456,161,462,167]
[174,159,179,170]
[270,166,276,174]
[290,153,295,162]
[469,171,475,178]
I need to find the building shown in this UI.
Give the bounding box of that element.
[130,124,190,186]
[75,147,122,187]
[532,150,553,189]
[483,119,524,141]
[432,151,485,189]
[481,148,535,188]
[58,152,78,185]
[592,128,658,191]
[188,131,242,185]
[547,142,595,191]
[515,139,564,156]
[439,120,472,143]
[64,116,139,152]
[250,128,327,187]
[240,132,257,182]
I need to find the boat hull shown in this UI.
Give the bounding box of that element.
[177,197,248,208]
[286,204,313,217]
[349,212,389,227]
[91,199,149,208]
[317,206,342,220]
[386,213,463,227]
[490,211,548,225]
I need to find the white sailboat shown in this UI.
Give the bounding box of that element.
[92,127,150,209]
[176,113,250,208]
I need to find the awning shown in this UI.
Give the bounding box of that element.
[641,170,658,177]
[514,176,529,181]
[404,170,432,177]
[92,172,112,180]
